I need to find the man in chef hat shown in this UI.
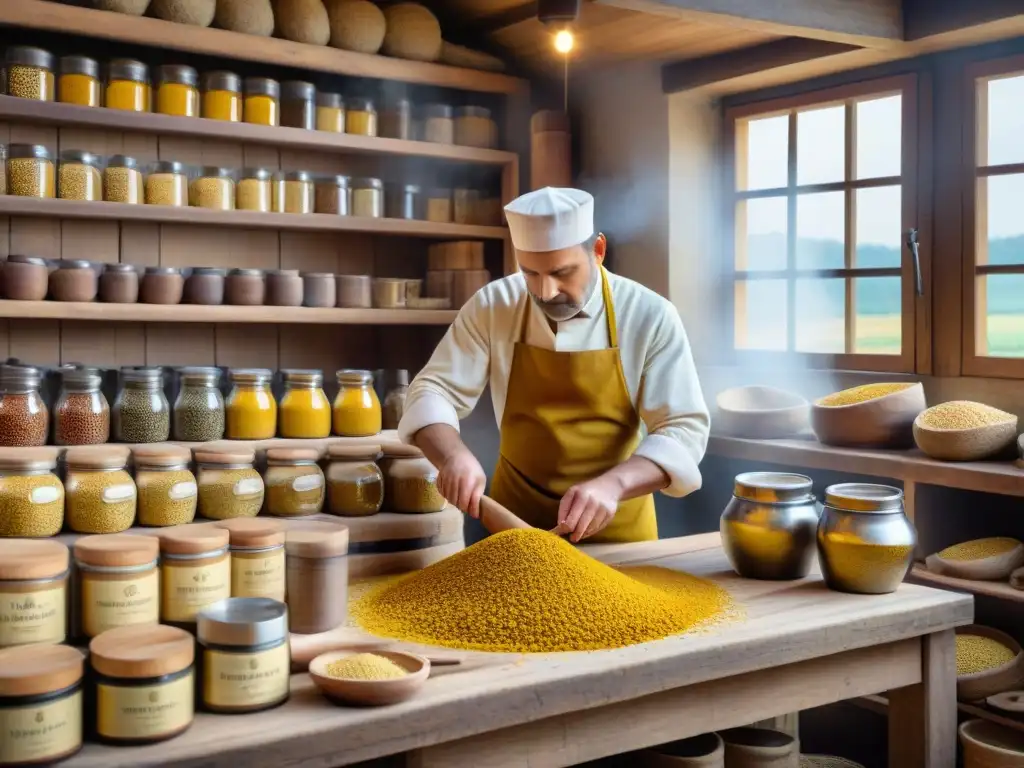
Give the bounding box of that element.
[398,187,709,543]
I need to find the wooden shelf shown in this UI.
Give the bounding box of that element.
[853,693,1024,735]
[0,97,517,167]
[909,564,1024,603]
[0,197,508,240]
[0,1,528,95]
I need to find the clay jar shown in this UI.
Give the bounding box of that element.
[50,259,98,302]
[140,266,184,305]
[99,263,140,304]
[266,269,302,307]
[2,255,49,300]
[184,267,226,305]
[226,268,266,306]
[302,273,335,308]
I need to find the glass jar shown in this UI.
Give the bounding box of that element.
[326,443,383,517]
[264,448,325,517]
[189,166,235,210]
[197,597,290,713]
[58,54,100,107]
[4,46,54,101]
[285,522,349,634]
[422,104,454,144]
[237,168,272,212]
[386,183,422,220]
[382,443,447,513]
[266,269,303,307]
[201,71,242,122]
[346,97,377,136]
[244,77,280,126]
[281,80,315,130]
[104,154,145,204]
[0,447,63,537]
[315,92,344,133]
[314,174,351,215]
[99,263,140,303]
[64,446,137,534]
[225,268,266,305]
[58,150,103,201]
[89,624,195,744]
[333,369,381,437]
[173,366,225,442]
[133,445,197,528]
[0,540,68,647]
[74,534,160,637]
[214,518,285,601]
[55,365,110,446]
[184,267,226,305]
[50,259,99,302]
[2,255,48,300]
[195,449,265,520]
[140,265,184,304]
[113,366,170,443]
[302,272,336,308]
[145,160,188,206]
[426,188,452,222]
[454,187,480,225]
[0,144,6,196]
[383,369,409,430]
[352,176,383,218]
[455,106,498,148]
[106,59,149,112]
[272,170,314,214]
[155,64,199,117]
[381,98,412,140]
[226,368,276,439]
[0,364,48,447]
[7,143,55,198]
[160,525,231,624]
[372,277,406,309]
[336,274,372,308]
[277,370,330,440]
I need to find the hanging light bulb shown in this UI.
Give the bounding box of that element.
[554,28,574,54]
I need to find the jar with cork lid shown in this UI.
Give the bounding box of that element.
[7,143,55,198]
[159,524,231,626]
[4,46,55,101]
[0,447,63,538]
[279,369,331,439]
[0,539,69,648]
[0,364,49,447]
[113,366,170,443]
[244,77,280,126]
[133,445,197,528]
[264,447,325,517]
[326,443,383,517]
[285,521,349,635]
[195,448,264,520]
[106,59,149,112]
[333,369,381,436]
[226,368,276,439]
[64,446,137,534]
[155,64,199,118]
[381,442,447,513]
[104,155,145,204]
[2,255,49,301]
[99,263,140,302]
[54,364,110,446]
[214,518,285,601]
[74,534,160,638]
[202,71,242,122]
[58,54,100,107]
[173,366,225,442]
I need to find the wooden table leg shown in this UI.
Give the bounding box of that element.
[888,629,957,768]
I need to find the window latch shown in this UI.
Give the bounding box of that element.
[906,228,923,296]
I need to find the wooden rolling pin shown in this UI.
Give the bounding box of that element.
[478,495,532,534]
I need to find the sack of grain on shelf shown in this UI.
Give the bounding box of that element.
[150,0,216,26]
[274,0,331,45]
[440,41,506,72]
[382,3,443,62]
[326,0,387,54]
[216,0,275,36]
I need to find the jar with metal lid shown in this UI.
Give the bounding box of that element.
[214,519,285,600]
[372,277,406,309]
[106,59,149,112]
[197,597,290,713]
[281,80,316,130]
[285,522,349,634]
[226,369,276,439]
[454,187,480,224]
[89,624,195,744]
[314,174,351,215]
[2,254,48,300]
[113,366,170,443]
[133,445,197,528]
[386,183,422,220]
[155,64,199,117]
[422,104,454,144]
[140,266,184,304]
[0,540,68,647]
[352,176,383,218]
[244,77,280,126]
[50,259,98,301]
[315,91,344,133]
[302,272,336,308]
[189,166,235,210]
[4,46,54,101]
[55,364,110,446]
[382,443,446,513]
[720,472,820,581]
[202,71,241,121]
[264,448,325,517]
[225,267,266,305]
[279,369,331,439]
[272,170,314,214]
[237,167,272,212]
[346,96,377,136]
[173,366,225,442]
[381,97,412,140]
[0,364,48,447]
[326,444,383,517]
[104,155,145,204]
[185,266,226,305]
[817,483,916,595]
[383,369,409,430]
[336,274,372,308]
[0,644,83,764]
[196,449,264,520]
[58,54,100,107]
[426,188,452,222]
[333,369,381,437]
[0,144,6,196]
[455,106,497,148]
[145,160,188,206]
[64,446,136,534]
[7,143,55,198]
[267,269,303,307]
[160,526,231,624]
[58,149,103,201]
[99,263,140,303]
[0,447,63,537]
[74,534,160,637]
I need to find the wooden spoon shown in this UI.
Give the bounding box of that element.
[478,495,532,534]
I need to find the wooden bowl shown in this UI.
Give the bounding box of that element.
[986,690,1024,716]
[715,386,810,439]
[959,719,1024,766]
[810,382,925,448]
[913,405,1018,462]
[309,650,430,706]
[956,625,1024,703]
[926,539,1024,581]
[637,732,724,766]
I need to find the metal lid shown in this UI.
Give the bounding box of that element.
[395,369,410,387]
[0,364,42,390]
[5,46,54,70]
[390,183,421,194]
[316,91,343,108]
[301,271,334,279]
[156,64,198,88]
[189,266,226,277]
[275,170,312,183]
[59,55,99,78]
[337,369,373,385]
[106,154,139,170]
[108,58,148,83]
[150,160,186,175]
[242,168,273,181]
[121,366,162,384]
[202,70,241,93]
[59,149,101,167]
[244,77,280,99]
[103,263,138,274]
[281,80,315,101]
[144,266,181,276]
[179,365,221,385]
[6,254,47,267]
[60,364,102,390]
[824,483,904,513]
[319,174,351,188]
[348,96,375,112]
[57,259,94,270]
[267,269,300,278]
[282,369,323,387]
[422,103,453,119]
[231,367,272,384]
[456,105,492,119]
[228,268,264,278]
[196,166,233,179]
[733,472,814,504]
[9,144,52,161]
[352,176,383,190]
[197,597,288,648]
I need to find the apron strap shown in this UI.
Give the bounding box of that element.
[518,265,619,346]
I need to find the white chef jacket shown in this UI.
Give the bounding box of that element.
[398,269,710,497]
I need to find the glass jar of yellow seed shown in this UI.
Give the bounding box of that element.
[271,170,314,214]
[64,446,137,534]
[243,77,280,127]
[326,443,383,517]
[4,46,55,101]
[58,55,100,107]
[7,143,55,198]
[58,149,103,202]
[380,443,446,513]
[189,166,235,210]
[237,168,273,212]
[0,447,64,538]
[201,71,242,122]
[133,445,197,527]
[195,448,264,521]
[145,160,188,206]
[106,59,149,112]
[264,448,325,517]
[104,155,145,204]
[155,64,199,118]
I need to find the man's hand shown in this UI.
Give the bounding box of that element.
[437,447,487,519]
[557,476,622,543]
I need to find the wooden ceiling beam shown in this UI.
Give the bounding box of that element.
[903,0,1024,41]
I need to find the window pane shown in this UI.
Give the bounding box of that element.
[856,186,902,268]
[854,277,901,354]
[856,95,901,179]
[797,105,844,186]
[738,197,787,270]
[986,75,1024,167]
[796,191,844,269]
[984,174,1024,266]
[735,280,787,350]
[795,278,844,353]
[741,115,788,191]
[983,274,1024,357]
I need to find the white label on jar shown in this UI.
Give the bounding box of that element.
[30,486,60,505]
[0,690,82,765]
[202,644,290,709]
[292,474,323,493]
[81,569,159,637]
[168,481,197,501]
[102,484,136,504]
[231,550,285,601]
[96,674,193,741]
[0,587,66,647]
[233,478,263,498]
[161,559,231,623]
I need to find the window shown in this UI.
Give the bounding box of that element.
[723,76,920,372]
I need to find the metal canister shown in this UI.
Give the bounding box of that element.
[720,472,820,581]
[817,483,916,595]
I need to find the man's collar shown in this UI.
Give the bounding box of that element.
[574,267,603,320]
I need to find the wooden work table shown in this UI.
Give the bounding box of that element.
[63,532,972,768]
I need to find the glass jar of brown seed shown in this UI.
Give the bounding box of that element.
[50,259,99,302]
[173,366,224,442]
[54,365,110,446]
[189,166,235,210]
[113,367,170,443]
[145,160,187,206]
[99,263,140,304]
[0,364,49,447]
[4,46,55,101]
[184,267,226,305]
[64,446,136,534]
[58,149,103,201]
[7,143,55,198]
[314,175,351,215]
[104,155,145,204]
[381,443,447,513]
[280,80,316,130]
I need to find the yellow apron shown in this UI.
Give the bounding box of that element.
[489,266,658,543]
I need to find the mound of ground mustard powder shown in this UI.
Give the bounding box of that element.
[352,528,732,653]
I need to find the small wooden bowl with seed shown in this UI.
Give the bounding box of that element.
[913,401,1018,462]
[956,625,1024,702]
[925,537,1024,581]
[309,650,430,706]
[810,382,925,449]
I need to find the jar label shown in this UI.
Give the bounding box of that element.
[292,474,323,493]
[161,559,231,623]
[30,486,61,505]
[168,481,198,501]
[81,569,159,637]
[202,644,290,709]
[233,478,263,498]
[96,674,193,740]
[102,483,136,504]
[231,550,285,601]
[0,587,65,647]
[0,690,82,765]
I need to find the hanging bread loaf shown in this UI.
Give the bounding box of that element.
[382,3,443,61]
[94,0,152,14]
[274,0,331,45]
[440,41,506,72]
[326,0,386,53]
[150,0,215,25]
[216,0,275,35]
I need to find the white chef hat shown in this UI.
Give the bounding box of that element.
[504,187,594,253]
